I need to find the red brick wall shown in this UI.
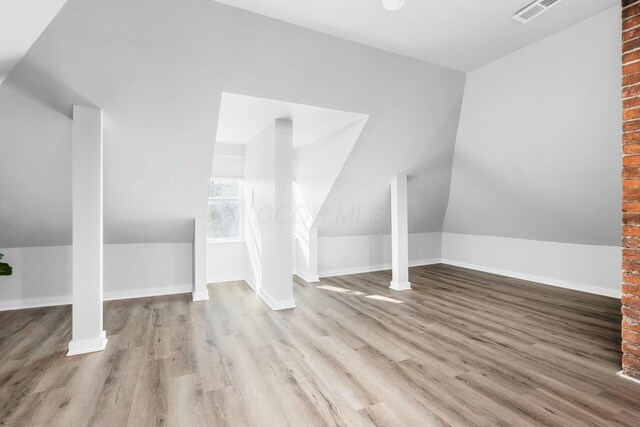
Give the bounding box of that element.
[623,0,640,379]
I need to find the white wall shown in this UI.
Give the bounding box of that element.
[206,242,246,283]
[208,143,248,284]
[2,232,620,310]
[441,233,621,298]
[0,243,192,310]
[318,232,441,277]
[295,120,366,224]
[0,246,71,309]
[104,243,192,299]
[0,0,465,248]
[436,6,622,299]
[293,119,366,281]
[315,231,620,298]
[0,3,622,306]
[212,143,245,179]
[444,6,622,246]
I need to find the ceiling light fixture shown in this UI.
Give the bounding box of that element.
[383,0,405,12]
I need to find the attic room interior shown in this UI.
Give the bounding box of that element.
[1,0,640,425]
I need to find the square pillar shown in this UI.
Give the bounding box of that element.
[266,119,295,308]
[68,105,107,356]
[390,173,411,291]
[193,216,209,301]
[307,226,319,282]
[244,119,295,310]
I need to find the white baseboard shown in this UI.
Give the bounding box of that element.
[390,281,412,291]
[0,295,72,312]
[440,258,621,298]
[207,274,247,284]
[67,331,108,356]
[319,256,619,299]
[0,251,620,313]
[617,370,640,385]
[105,284,193,301]
[319,258,440,278]
[295,270,320,283]
[243,275,257,292]
[258,288,295,310]
[0,284,195,312]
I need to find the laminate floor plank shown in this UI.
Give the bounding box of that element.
[1,264,639,426]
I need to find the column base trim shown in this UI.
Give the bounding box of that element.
[617,370,640,385]
[258,288,296,310]
[192,289,210,301]
[67,331,108,356]
[295,270,320,283]
[390,281,412,291]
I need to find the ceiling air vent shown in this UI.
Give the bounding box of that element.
[513,0,564,24]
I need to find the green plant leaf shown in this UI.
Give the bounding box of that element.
[0,262,12,276]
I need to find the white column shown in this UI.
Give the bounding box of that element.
[192,216,209,301]
[307,226,319,282]
[68,105,107,356]
[266,119,295,308]
[390,173,411,291]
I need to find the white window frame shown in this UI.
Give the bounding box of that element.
[207,177,245,244]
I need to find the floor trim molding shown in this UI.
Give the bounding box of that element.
[319,257,619,299]
[319,258,440,278]
[67,331,108,356]
[192,289,210,302]
[258,288,296,310]
[295,270,320,283]
[617,370,640,385]
[207,274,246,284]
[105,284,193,301]
[440,258,621,299]
[390,280,412,291]
[0,285,195,312]
[0,254,621,312]
[0,295,72,312]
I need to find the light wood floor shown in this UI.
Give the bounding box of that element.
[1,264,639,426]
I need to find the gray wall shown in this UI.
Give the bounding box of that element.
[443,6,622,246]
[0,0,465,248]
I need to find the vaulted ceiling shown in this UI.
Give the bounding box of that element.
[0,0,464,247]
[213,0,618,71]
[0,0,68,86]
[0,0,620,248]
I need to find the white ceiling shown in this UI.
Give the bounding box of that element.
[216,93,368,148]
[212,0,618,71]
[0,0,67,85]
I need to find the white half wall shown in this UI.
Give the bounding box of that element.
[318,232,442,277]
[104,243,193,300]
[0,243,193,311]
[192,217,209,301]
[441,233,621,298]
[1,232,622,309]
[0,245,72,309]
[206,242,246,283]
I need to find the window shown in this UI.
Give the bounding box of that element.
[207,179,243,241]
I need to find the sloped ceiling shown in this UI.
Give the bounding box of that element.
[216,92,367,148]
[443,7,621,246]
[213,0,618,71]
[0,0,465,247]
[0,0,68,86]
